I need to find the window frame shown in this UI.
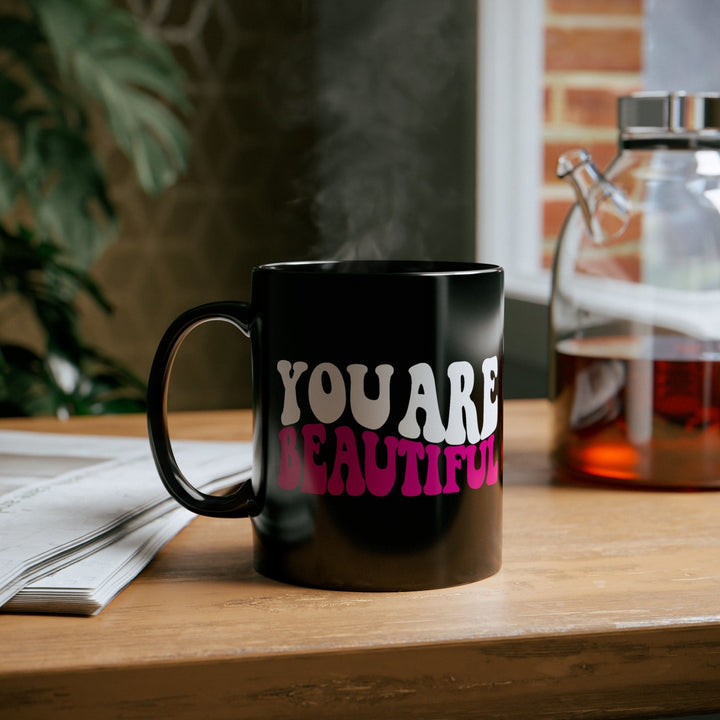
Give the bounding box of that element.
[476,0,550,304]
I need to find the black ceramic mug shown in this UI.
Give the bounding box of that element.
[147,260,504,591]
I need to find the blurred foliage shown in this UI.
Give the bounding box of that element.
[0,0,189,416]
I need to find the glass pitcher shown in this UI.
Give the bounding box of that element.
[551,92,720,488]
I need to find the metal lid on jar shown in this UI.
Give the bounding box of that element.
[618,92,720,147]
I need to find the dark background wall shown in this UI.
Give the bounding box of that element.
[80,0,478,411]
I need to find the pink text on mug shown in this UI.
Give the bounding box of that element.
[275,357,499,498]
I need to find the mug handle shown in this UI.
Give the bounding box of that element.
[147,301,259,518]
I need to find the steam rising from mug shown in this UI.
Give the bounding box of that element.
[309,0,477,261]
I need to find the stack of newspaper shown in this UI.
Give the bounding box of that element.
[0,430,252,616]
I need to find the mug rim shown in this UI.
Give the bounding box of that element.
[257,260,503,277]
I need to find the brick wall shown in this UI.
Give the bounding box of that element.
[542,0,643,268]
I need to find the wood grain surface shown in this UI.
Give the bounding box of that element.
[1,401,719,720]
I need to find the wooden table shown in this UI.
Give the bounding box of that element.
[1,400,719,720]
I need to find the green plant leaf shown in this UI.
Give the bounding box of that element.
[0,336,147,418]
[0,73,26,124]
[0,154,16,214]
[26,124,116,266]
[105,88,189,192]
[0,14,70,123]
[0,0,185,417]
[0,343,57,416]
[0,16,45,57]
[0,224,112,352]
[31,0,190,195]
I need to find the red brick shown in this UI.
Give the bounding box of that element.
[540,245,555,270]
[544,198,643,244]
[548,0,642,15]
[544,198,574,239]
[564,87,627,128]
[545,27,641,72]
[544,87,552,123]
[600,213,643,247]
[576,252,641,282]
[544,206,644,281]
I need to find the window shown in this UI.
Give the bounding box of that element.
[477,0,645,306]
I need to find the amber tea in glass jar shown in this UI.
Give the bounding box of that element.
[553,336,720,487]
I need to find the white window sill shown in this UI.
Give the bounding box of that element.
[505,270,552,305]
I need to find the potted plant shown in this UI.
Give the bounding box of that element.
[0,0,189,416]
